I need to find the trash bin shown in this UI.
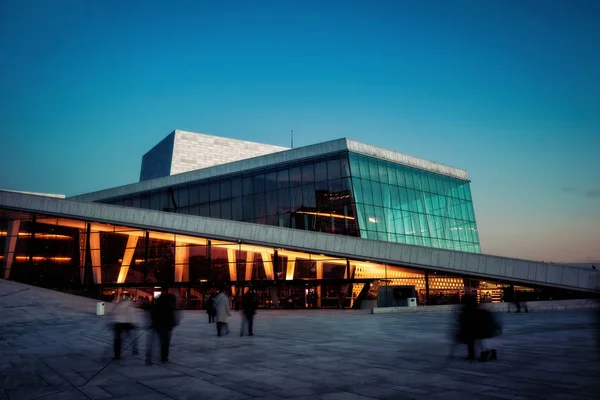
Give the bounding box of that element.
[96,302,105,316]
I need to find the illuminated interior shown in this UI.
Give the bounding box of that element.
[1,210,532,309]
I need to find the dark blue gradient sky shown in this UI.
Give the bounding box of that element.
[1,0,598,262]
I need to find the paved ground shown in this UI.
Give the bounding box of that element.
[1,280,599,400]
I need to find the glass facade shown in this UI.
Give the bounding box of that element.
[0,209,507,309]
[348,152,481,253]
[104,150,480,253]
[105,152,359,237]
[0,209,582,309]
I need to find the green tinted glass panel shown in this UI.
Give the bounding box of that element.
[348,152,480,253]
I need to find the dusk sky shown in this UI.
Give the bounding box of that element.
[1,0,598,263]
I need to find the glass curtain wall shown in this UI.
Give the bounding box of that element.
[105,153,359,237]
[348,152,481,253]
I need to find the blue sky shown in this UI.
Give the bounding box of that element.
[1,0,599,262]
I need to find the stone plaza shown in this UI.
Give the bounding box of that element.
[1,280,599,400]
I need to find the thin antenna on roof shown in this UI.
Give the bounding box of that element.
[291,130,294,148]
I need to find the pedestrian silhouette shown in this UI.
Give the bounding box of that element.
[213,287,231,336]
[146,288,178,365]
[241,289,258,336]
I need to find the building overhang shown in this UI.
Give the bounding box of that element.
[1,190,597,293]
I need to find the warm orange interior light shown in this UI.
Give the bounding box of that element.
[294,211,355,220]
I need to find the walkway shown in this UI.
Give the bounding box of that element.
[1,280,599,400]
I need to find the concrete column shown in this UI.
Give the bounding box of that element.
[245,251,254,281]
[174,242,190,283]
[118,236,139,284]
[89,231,102,284]
[227,248,237,281]
[261,251,274,280]
[227,248,237,295]
[316,260,323,308]
[2,220,20,279]
[286,256,296,280]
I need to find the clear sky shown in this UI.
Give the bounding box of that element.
[1,0,599,263]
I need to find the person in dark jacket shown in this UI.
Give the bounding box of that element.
[476,307,501,361]
[240,289,258,336]
[146,289,178,365]
[206,293,215,323]
[455,294,479,360]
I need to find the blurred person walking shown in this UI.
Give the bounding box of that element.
[214,287,231,336]
[112,295,138,359]
[240,289,258,336]
[146,288,178,365]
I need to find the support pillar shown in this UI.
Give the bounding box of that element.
[425,271,430,305]
[2,220,20,279]
[174,242,190,283]
[89,231,102,284]
[285,256,296,280]
[227,248,237,295]
[118,236,139,284]
[316,260,323,308]
[245,251,255,281]
[261,251,274,280]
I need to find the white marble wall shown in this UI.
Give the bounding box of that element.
[170,130,288,175]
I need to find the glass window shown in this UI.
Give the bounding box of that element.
[277,169,289,189]
[254,174,266,193]
[404,168,415,189]
[291,186,303,210]
[301,163,314,184]
[189,204,199,216]
[361,179,373,205]
[347,152,360,177]
[254,192,266,217]
[199,203,210,217]
[199,183,210,203]
[464,184,473,201]
[278,187,291,213]
[364,205,377,231]
[210,180,220,201]
[289,166,302,186]
[314,161,328,182]
[328,158,341,180]
[177,184,189,207]
[232,197,243,220]
[421,172,430,193]
[351,178,364,204]
[368,158,379,182]
[358,155,370,180]
[221,199,232,219]
[150,192,160,210]
[302,183,316,208]
[242,195,254,220]
[210,202,220,218]
[132,195,141,208]
[413,171,423,191]
[189,183,199,205]
[220,178,231,200]
[372,181,383,206]
[387,163,397,185]
[396,167,406,187]
[374,207,387,233]
[231,176,242,196]
[266,190,278,215]
[266,172,277,191]
[242,175,253,196]
[398,187,409,211]
[415,192,425,213]
[378,160,388,184]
